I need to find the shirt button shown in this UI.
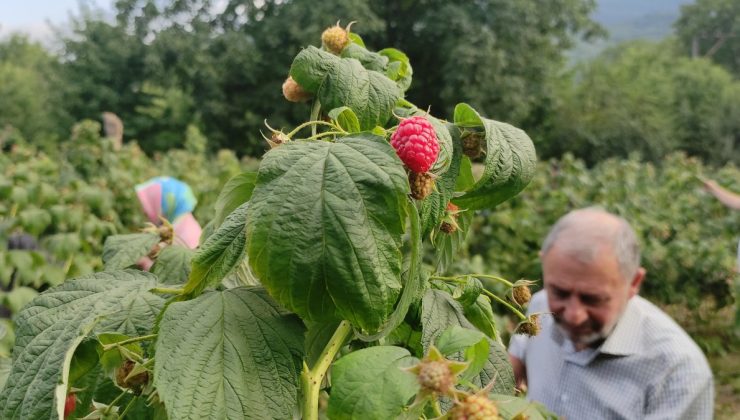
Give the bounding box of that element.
[561,394,568,402]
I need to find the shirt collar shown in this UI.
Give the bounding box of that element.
[547,295,644,358]
[597,296,643,356]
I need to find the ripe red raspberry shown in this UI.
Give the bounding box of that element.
[390,116,440,173]
[64,393,76,419]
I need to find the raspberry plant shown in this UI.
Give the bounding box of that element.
[0,25,554,419]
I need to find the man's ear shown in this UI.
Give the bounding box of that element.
[628,267,646,298]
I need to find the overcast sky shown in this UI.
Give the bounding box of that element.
[0,0,115,41]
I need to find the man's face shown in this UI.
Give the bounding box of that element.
[542,244,638,349]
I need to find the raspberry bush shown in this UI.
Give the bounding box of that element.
[0,24,552,419]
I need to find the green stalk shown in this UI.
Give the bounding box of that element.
[102,334,158,352]
[119,396,137,419]
[151,287,184,295]
[482,289,527,321]
[286,120,338,138]
[309,99,322,137]
[301,320,353,420]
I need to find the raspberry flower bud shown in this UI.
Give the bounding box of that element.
[282,76,312,103]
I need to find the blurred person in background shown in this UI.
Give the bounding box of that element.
[135,176,201,270]
[508,208,713,419]
[702,178,740,269]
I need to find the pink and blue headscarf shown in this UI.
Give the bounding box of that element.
[135,176,201,249]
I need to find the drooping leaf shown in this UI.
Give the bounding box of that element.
[420,289,515,395]
[246,135,409,331]
[318,58,402,131]
[183,202,249,297]
[327,346,420,420]
[0,270,164,419]
[328,106,361,133]
[452,103,537,210]
[154,287,305,420]
[150,245,194,285]
[341,43,389,72]
[289,46,340,93]
[379,48,413,92]
[102,233,159,270]
[213,172,257,228]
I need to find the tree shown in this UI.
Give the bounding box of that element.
[675,0,740,77]
[0,35,69,146]
[539,40,740,165]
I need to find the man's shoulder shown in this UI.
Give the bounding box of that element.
[528,290,548,314]
[631,296,711,373]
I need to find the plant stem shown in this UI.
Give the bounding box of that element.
[301,320,353,420]
[429,273,514,288]
[431,399,443,417]
[303,131,345,141]
[309,99,321,137]
[286,120,338,138]
[470,273,514,288]
[151,287,184,295]
[119,396,137,419]
[105,390,128,414]
[102,334,158,352]
[481,289,527,321]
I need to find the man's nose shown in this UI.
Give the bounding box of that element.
[563,299,587,326]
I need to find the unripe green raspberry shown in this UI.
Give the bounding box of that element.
[448,394,499,419]
[409,171,435,200]
[321,22,353,54]
[282,76,312,103]
[417,360,454,394]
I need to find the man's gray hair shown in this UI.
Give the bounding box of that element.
[541,208,641,280]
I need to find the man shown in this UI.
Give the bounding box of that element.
[508,208,713,419]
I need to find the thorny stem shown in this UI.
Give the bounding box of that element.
[301,320,353,420]
[102,334,158,352]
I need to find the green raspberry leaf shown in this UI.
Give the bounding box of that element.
[289,46,340,93]
[246,135,409,331]
[150,245,194,285]
[452,103,537,210]
[327,346,420,420]
[212,171,257,228]
[0,270,163,419]
[319,58,402,131]
[183,202,249,297]
[421,289,515,395]
[102,232,160,270]
[154,287,305,420]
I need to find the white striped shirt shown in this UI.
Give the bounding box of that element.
[509,291,714,419]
